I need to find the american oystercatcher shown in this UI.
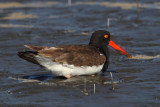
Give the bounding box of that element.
[18,30,132,78]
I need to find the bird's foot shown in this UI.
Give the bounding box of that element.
[65,75,72,79]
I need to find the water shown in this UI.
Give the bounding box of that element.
[131,55,160,59]
[0,1,160,107]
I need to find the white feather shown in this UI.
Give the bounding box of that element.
[35,55,103,76]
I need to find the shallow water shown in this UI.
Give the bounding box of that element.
[131,54,160,59]
[0,0,160,107]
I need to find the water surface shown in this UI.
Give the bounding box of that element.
[0,0,160,107]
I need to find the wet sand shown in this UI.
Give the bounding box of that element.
[131,55,160,59]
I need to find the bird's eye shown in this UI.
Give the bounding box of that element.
[104,35,108,38]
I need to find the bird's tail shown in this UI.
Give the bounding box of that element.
[17,51,39,65]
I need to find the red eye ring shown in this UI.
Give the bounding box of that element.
[104,35,108,38]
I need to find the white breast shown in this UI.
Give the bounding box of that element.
[35,55,103,76]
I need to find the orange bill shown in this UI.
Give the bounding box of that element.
[108,40,132,58]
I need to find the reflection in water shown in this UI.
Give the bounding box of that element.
[12,74,121,96]
[12,73,122,88]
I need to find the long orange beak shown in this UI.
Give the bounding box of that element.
[108,40,132,58]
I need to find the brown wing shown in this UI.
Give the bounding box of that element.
[37,45,106,66]
[24,45,48,51]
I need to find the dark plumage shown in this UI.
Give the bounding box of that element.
[18,30,131,78]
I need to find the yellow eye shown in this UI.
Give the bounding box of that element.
[104,35,108,38]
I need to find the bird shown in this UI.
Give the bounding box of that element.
[18,30,132,78]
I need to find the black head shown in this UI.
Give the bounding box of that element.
[89,30,111,55]
[89,30,111,47]
[89,30,132,58]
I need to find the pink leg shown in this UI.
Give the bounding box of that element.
[65,74,72,79]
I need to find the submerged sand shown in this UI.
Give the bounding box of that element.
[131,55,160,59]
